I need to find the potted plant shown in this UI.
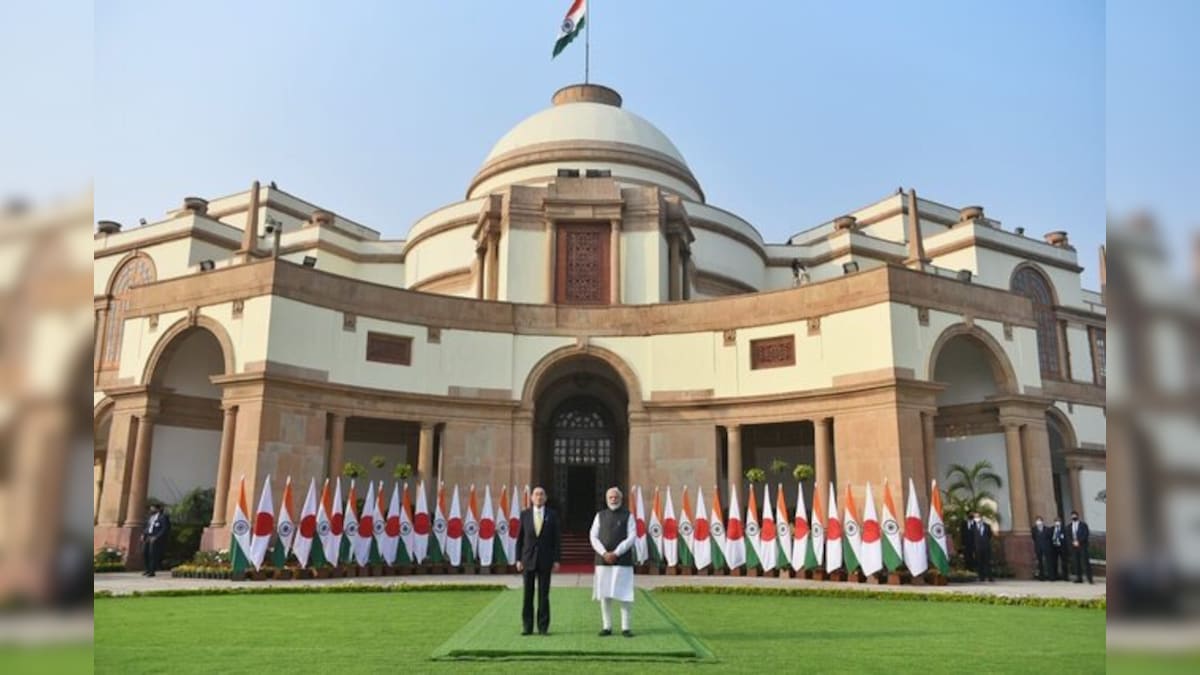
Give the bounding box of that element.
[745,467,766,484]
[770,459,790,476]
[792,464,814,483]
[393,463,413,481]
[342,461,366,480]
[370,455,387,470]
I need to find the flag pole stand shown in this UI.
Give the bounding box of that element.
[729,566,743,577]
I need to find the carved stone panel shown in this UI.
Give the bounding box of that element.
[750,335,795,370]
[555,223,610,305]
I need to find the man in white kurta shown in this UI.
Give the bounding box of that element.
[590,486,638,637]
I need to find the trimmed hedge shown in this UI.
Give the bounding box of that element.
[94,582,506,600]
[652,584,1105,610]
[94,562,126,574]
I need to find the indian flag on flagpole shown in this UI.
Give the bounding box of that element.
[494,486,511,566]
[341,480,358,566]
[775,484,792,570]
[272,476,296,569]
[709,486,728,571]
[807,481,825,570]
[880,478,904,572]
[662,487,679,567]
[463,485,480,566]
[927,480,951,575]
[430,483,449,564]
[648,487,663,565]
[744,484,762,570]
[842,482,862,574]
[552,0,587,58]
[229,476,252,577]
[678,487,695,568]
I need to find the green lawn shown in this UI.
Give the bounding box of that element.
[95,589,1104,673]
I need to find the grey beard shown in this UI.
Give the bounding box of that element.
[607,503,620,511]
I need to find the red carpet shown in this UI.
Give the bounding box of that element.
[558,563,595,574]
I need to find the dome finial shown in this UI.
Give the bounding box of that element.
[552,83,622,107]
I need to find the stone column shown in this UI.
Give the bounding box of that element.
[814,417,833,496]
[667,235,681,301]
[1002,420,1031,532]
[93,305,109,384]
[124,412,156,528]
[209,406,238,527]
[475,246,486,299]
[94,457,104,523]
[546,226,557,303]
[417,422,436,484]
[328,413,346,479]
[485,234,500,300]
[1067,465,1083,518]
[726,424,743,492]
[610,221,621,304]
[922,412,938,487]
[682,251,692,301]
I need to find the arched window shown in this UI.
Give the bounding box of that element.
[101,256,155,368]
[1011,266,1060,378]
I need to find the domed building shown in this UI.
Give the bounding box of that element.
[93,84,1106,573]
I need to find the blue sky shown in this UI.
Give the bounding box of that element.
[39,2,1192,290]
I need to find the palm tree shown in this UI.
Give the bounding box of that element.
[943,460,1004,559]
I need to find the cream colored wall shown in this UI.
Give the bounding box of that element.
[95,237,194,295]
[156,331,223,397]
[1054,402,1106,447]
[972,248,1085,309]
[404,224,474,288]
[891,305,1042,391]
[116,298,270,384]
[147,426,221,504]
[470,163,700,202]
[690,228,763,292]
[502,228,549,303]
[934,433,1014,530]
[621,231,661,304]
[1065,324,1095,383]
[279,250,359,279]
[1078,469,1106,532]
[189,240,236,267]
[928,247,978,280]
[859,214,905,242]
[357,263,405,288]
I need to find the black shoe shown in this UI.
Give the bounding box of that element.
[538,630,548,636]
[598,629,612,637]
[145,572,155,577]
[521,630,532,636]
[1074,579,1082,583]
[622,630,633,638]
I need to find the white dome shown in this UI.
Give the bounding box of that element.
[484,102,689,167]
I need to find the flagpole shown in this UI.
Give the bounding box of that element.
[584,0,590,84]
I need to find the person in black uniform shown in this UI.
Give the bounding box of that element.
[515,486,561,635]
[141,503,171,577]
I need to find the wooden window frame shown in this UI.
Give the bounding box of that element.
[554,222,611,305]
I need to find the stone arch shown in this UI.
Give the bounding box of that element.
[926,323,1019,395]
[1009,262,1060,306]
[1045,407,1078,450]
[141,315,236,386]
[104,251,157,296]
[519,344,644,414]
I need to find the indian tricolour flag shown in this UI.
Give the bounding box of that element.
[495,486,511,566]
[272,476,296,569]
[342,481,359,566]
[744,485,762,570]
[880,478,904,572]
[315,478,336,567]
[807,482,825,570]
[791,482,810,573]
[677,487,695,568]
[709,486,729,571]
[902,478,929,576]
[552,0,587,58]
[463,485,480,566]
[506,485,521,566]
[648,487,663,566]
[775,484,792,570]
[431,483,449,564]
[927,480,950,575]
[724,482,746,570]
[842,483,862,574]
[229,476,252,577]
[859,482,884,577]
[397,482,415,565]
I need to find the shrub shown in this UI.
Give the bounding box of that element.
[792,464,814,482]
[745,468,766,484]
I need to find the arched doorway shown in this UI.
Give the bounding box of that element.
[532,356,630,533]
[1046,411,1076,520]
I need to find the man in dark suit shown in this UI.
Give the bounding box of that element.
[1031,515,1051,580]
[516,486,561,635]
[1067,510,1093,584]
[1049,516,1068,580]
[141,502,171,577]
[969,512,994,582]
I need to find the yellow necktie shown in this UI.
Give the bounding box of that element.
[534,509,543,536]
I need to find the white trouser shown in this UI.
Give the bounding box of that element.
[600,598,632,630]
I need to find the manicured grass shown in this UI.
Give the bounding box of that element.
[0,645,94,675]
[95,588,1104,673]
[433,589,711,661]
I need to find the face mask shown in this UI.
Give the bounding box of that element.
[1035,520,1043,527]
[1071,516,1079,522]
